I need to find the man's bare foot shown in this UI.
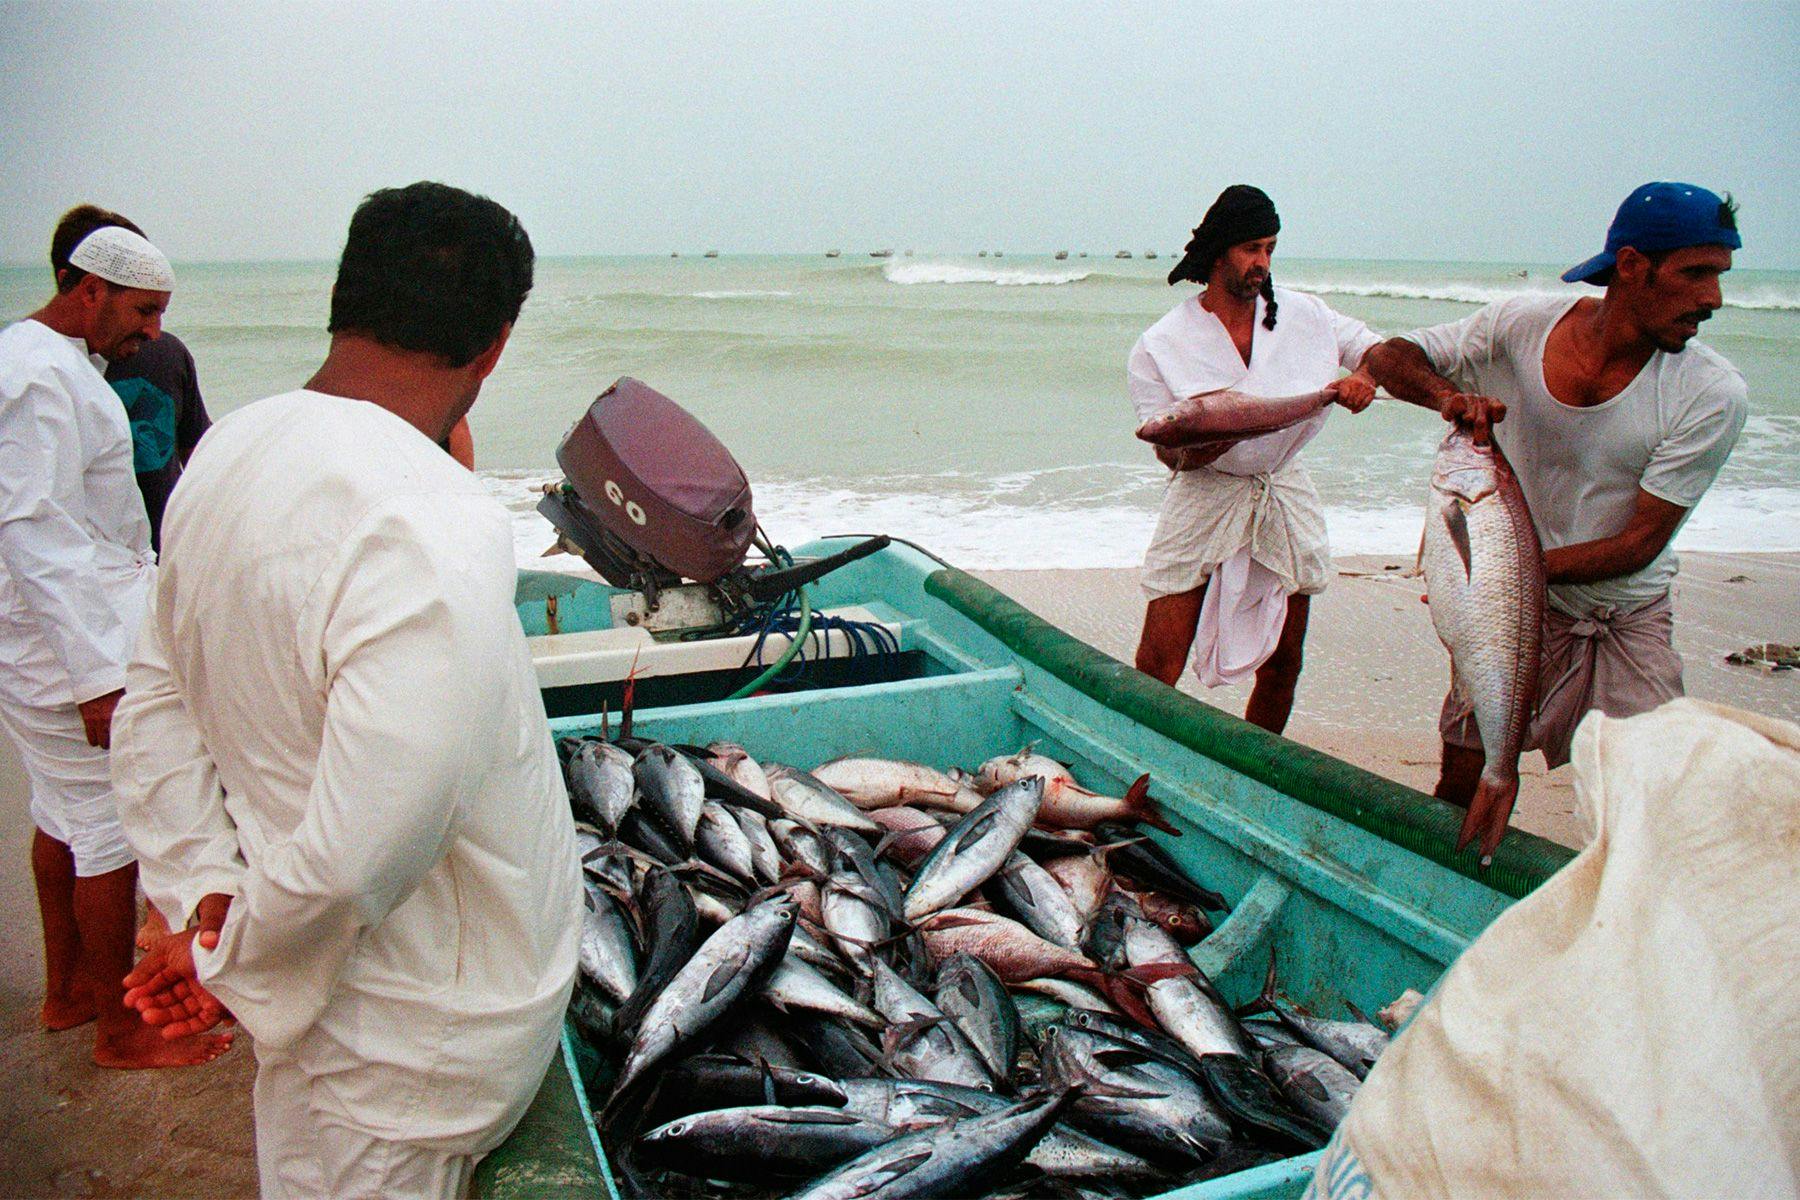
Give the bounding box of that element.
[93,1023,234,1070]
[41,988,97,1031]
[135,905,172,953]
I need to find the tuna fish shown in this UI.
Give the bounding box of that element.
[785,1091,1070,1200]
[1421,427,1545,862]
[903,779,1043,922]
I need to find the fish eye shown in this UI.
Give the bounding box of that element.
[667,1122,687,1136]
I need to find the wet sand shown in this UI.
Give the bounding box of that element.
[1,550,1794,1196]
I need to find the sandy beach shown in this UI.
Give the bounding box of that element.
[1,550,1795,1196]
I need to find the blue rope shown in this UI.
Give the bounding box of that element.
[727,545,899,684]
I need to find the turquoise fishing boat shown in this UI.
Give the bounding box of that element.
[476,538,1575,1200]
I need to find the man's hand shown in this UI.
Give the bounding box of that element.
[1326,374,1376,414]
[77,688,124,749]
[1439,392,1507,445]
[122,892,235,1040]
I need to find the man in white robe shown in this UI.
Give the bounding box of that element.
[1,208,232,1069]
[1130,185,1379,733]
[113,181,579,1198]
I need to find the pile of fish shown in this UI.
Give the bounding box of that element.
[558,736,1392,1199]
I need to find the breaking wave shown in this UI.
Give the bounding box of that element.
[482,469,1800,575]
[883,261,1092,287]
[689,289,796,299]
[1285,276,1800,312]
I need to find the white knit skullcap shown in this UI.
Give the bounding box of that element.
[67,226,175,291]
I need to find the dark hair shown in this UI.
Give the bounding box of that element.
[1260,275,1279,330]
[328,181,534,367]
[51,205,145,292]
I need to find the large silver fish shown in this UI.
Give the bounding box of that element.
[1422,427,1545,862]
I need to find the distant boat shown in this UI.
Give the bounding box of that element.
[1144,250,1158,259]
[870,249,894,258]
[1513,269,1528,278]
[994,250,1004,257]
[825,249,841,258]
[704,249,720,258]
[978,250,989,258]
[670,251,679,257]
[1054,250,1069,260]
[1115,250,1133,259]
[1078,252,1088,258]
[903,249,913,257]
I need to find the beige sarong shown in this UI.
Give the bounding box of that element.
[1440,592,1683,768]
[1139,460,1332,601]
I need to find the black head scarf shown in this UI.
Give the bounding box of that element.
[1167,185,1281,329]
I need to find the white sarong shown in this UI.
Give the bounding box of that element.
[1140,460,1331,684]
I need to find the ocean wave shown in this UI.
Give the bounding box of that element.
[883,261,1092,287]
[482,469,1800,572]
[689,290,796,300]
[1285,276,1800,312]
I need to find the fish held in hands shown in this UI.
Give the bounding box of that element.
[1421,426,1545,863]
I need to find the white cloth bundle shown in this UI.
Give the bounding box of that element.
[1308,699,1800,1200]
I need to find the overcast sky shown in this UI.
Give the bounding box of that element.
[3,1,1795,267]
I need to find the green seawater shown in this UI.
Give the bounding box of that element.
[4,255,1795,566]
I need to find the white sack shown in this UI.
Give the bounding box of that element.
[1309,698,1800,1200]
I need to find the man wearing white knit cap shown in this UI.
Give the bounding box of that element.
[0,205,233,1069]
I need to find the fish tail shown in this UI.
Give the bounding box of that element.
[1121,774,1183,836]
[1457,771,1521,864]
[1235,949,1281,1019]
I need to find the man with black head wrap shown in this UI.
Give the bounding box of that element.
[1129,185,1379,733]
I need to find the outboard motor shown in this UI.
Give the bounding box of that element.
[538,377,887,631]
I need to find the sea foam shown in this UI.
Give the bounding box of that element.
[482,470,1800,575]
[884,261,1091,287]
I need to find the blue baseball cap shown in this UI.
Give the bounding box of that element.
[1562,182,1742,285]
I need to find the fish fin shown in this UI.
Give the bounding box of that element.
[1121,774,1183,837]
[916,911,990,932]
[619,649,640,742]
[702,958,744,1004]
[1122,961,1201,985]
[757,1055,778,1106]
[863,1149,937,1189]
[599,700,610,743]
[1443,500,1474,580]
[880,1016,943,1058]
[1067,967,1163,1030]
[1344,999,1377,1027]
[1235,949,1280,1019]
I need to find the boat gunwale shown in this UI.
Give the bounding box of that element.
[919,565,1576,899]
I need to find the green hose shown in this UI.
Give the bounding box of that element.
[726,584,812,700]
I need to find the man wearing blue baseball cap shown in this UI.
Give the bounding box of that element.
[1364,182,1748,852]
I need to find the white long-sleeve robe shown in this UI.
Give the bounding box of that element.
[0,319,154,709]
[112,389,579,1151]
